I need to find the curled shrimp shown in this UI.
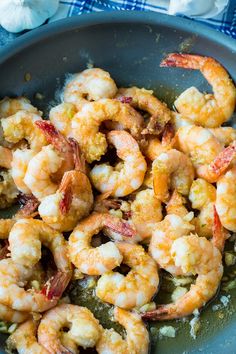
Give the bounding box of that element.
[143,230,224,320]
[64,68,118,109]
[176,126,236,183]
[97,307,149,354]
[166,190,189,217]
[216,167,236,232]
[161,54,236,127]
[49,102,77,137]
[38,142,93,232]
[1,111,46,151]
[152,149,194,202]
[90,130,147,197]
[149,213,195,276]
[96,242,159,309]
[38,304,101,353]
[189,178,216,238]
[0,258,64,312]
[9,219,72,274]
[0,97,39,118]
[24,122,75,200]
[68,212,135,275]
[7,320,49,354]
[71,99,144,163]
[116,86,171,135]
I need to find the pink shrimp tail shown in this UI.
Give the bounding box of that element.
[117,96,133,104]
[58,172,73,215]
[142,305,171,321]
[209,142,236,178]
[105,217,136,238]
[212,205,226,252]
[41,271,71,300]
[18,194,39,218]
[160,53,203,70]
[35,120,70,152]
[68,137,86,173]
[162,122,176,147]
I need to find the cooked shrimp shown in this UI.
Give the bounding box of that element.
[90,130,147,197]
[1,111,46,151]
[189,178,216,238]
[166,190,188,217]
[149,213,194,276]
[71,99,144,162]
[49,102,77,137]
[116,86,171,135]
[64,68,118,109]
[9,219,72,275]
[0,259,63,312]
[216,167,236,232]
[97,307,149,354]
[0,218,15,239]
[7,320,49,354]
[210,127,236,146]
[96,242,159,309]
[11,148,36,194]
[38,142,93,232]
[0,146,12,168]
[38,304,101,353]
[68,212,135,275]
[152,149,194,202]
[143,233,224,320]
[0,170,18,209]
[0,97,39,118]
[171,111,193,130]
[176,126,236,183]
[24,122,75,200]
[161,54,236,127]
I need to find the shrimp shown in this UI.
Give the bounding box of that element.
[1,111,46,151]
[143,233,224,320]
[11,148,36,194]
[161,54,236,127]
[71,99,144,162]
[96,242,159,309]
[176,126,236,183]
[90,130,147,197]
[210,127,236,146]
[38,304,101,353]
[0,218,15,239]
[97,307,149,354]
[152,149,194,202]
[116,86,171,135]
[166,190,188,217]
[189,178,216,238]
[0,170,18,209]
[38,142,93,232]
[216,167,236,232]
[0,146,12,168]
[0,258,65,312]
[149,213,195,276]
[7,320,49,354]
[9,219,72,275]
[68,212,135,275]
[24,122,75,200]
[0,97,39,118]
[49,102,77,137]
[64,68,118,109]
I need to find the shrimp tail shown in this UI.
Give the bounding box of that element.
[162,122,176,148]
[117,96,133,104]
[142,115,164,135]
[209,141,236,178]
[68,137,86,173]
[105,216,136,238]
[17,194,39,218]
[0,240,9,260]
[35,120,70,153]
[212,205,226,252]
[41,271,71,300]
[142,305,173,320]
[160,53,202,70]
[58,172,73,215]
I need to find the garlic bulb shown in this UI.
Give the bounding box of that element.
[169,0,229,18]
[0,0,59,33]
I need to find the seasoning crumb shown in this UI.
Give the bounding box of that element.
[35,92,44,100]
[159,325,176,338]
[24,72,31,82]
[189,316,201,339]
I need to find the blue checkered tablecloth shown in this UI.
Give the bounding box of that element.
[0,0,235,47]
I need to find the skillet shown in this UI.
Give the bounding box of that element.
[0,11,235,354]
